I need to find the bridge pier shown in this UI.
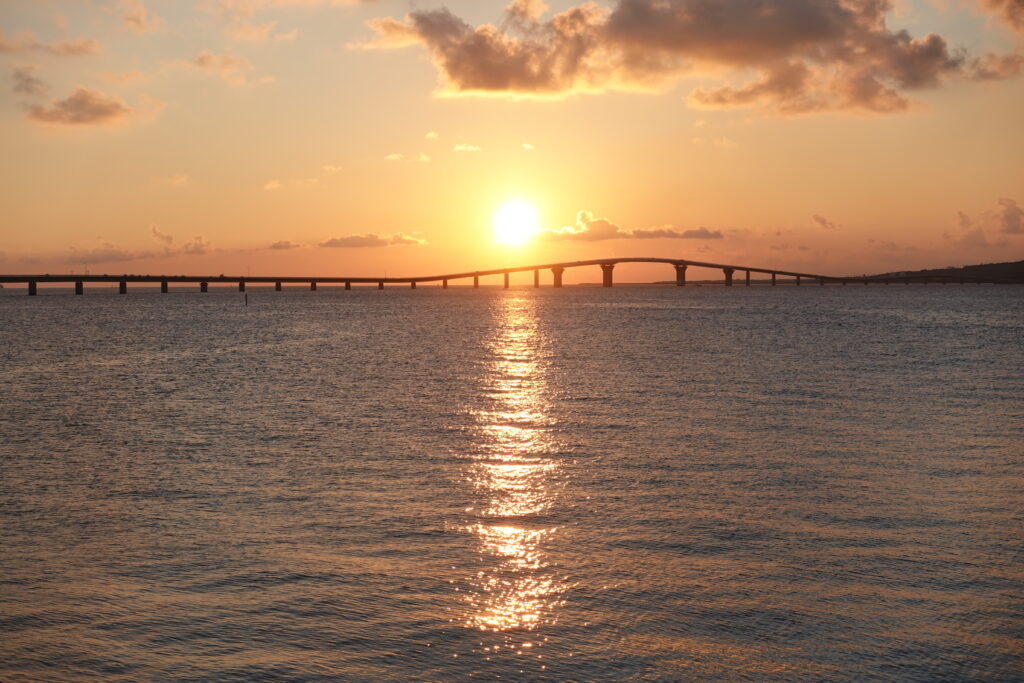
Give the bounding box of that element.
[601,263,614,288]
[161,281,168,293]
[675,264,687,286]
[411,281,416,289]
[819,278,825,286]
[378,281,384,290]
[534,269,539,288]
[239,280,245,292]
[276,281,282,291]
[76,281,84,295]
[796,275,801,286]
[745,270,751,286]
[552,266,565,288]
[771,272,776,286]
[345,281,351,290]
[473,275,479,289]
[310,281,317,291]
[28,281,36,296]
[442,279,447,289]
[723,268,734,287]
[119,280,127,294]
[504,272,509,289]
[201,281,208,292]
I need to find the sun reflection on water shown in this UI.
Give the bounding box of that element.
[462,294,568,634]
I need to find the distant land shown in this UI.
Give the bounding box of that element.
[652,260,1024,285]
[872,260,1024,283]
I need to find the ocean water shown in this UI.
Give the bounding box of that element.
[1,285,1021,681]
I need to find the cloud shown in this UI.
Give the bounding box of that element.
[11,67,47,97]
[425,130,439,140]
[812,214,838,230]
[978,0,1024,34]
[540,210,723,241]
[318,232,427,247]
[121,0,164,34]
[182,235,211,254]
[193,51,254,84]
[160,173,190,186]
[384,153,405,161]
[522,142,535,150]
[263,179,281,190]
[269,240,302,249]
[997,197,1023,233]
[418,153,430,163]
[454,143,481,152]
[101,69,147,85]
[0,30,101,56]
[322,164,343,172]
[970,52,1024,80]
[28,87,131,126]
[359,0,1019,114]
[945,198,1020,246]
[150,225,174,245]
[68,244,140,265]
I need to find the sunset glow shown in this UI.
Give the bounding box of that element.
[493,201,540,247]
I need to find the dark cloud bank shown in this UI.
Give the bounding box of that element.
[365,0,1023,113]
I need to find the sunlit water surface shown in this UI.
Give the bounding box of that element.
[1,285,1022,681]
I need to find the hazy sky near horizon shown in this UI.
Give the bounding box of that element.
[1,0,1022,280]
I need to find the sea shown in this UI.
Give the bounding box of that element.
[1,284,1021,681]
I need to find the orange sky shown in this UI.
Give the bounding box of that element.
[1,0,1022,282]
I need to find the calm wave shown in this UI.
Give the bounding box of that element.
[1,285,1022,680]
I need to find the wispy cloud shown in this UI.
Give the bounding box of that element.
[263,179,281,190]
[812,214,839,230]
[454,143,481,152]
[121,0,164,34]
[193,51,268,85]
[0,30,101,56]
[318,232,427,247]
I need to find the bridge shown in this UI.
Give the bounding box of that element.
[0,256,1010,295]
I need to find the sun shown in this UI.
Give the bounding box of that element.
[493,200,540,246]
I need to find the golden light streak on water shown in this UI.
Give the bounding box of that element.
[464,294,568,633]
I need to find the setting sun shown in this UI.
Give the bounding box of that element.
[493,200,540,247]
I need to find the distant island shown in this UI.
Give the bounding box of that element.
[872,260,1024,283]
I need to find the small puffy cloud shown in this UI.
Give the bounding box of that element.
[454,143,481,152]
[318,232,427,248]
[28,87,131,126]
[121,0,164,34]
[194,51,254,84]
[418,153,430,163]
[971,52,1024,80]
[12,67,46,97]
[425,130,439,140]
[182,235,211,254]
[384,153,405,161]
[269,240,302,249]
[997,198,1023,234]
[812,214,838,230]
[522,142,535,150]
[263,179,281,190]
[541,211,723,241]
[713,137,738,149]
[0,30,101,56]
[322,164,343,172]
